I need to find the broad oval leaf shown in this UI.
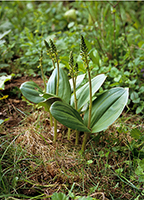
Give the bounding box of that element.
[46,67,71,103]
[84,87,129,133]
[69,74,85,92]
[50,101,91,133]
[38,93,62,111]
[71,74,106,111]
[20,81,44,104]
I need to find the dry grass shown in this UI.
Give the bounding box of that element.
[5,110,143,199]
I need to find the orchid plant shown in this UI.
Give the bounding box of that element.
[20,36,129,151]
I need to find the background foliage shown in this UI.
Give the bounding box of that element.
[0,1,144,114]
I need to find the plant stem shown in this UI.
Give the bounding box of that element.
[40,65,46,92]
[40,53,46,92]
[87,64,92,129]
[75,130,79,145]
[72,76,77,110]
[81,132,89,152]
[49,112,53,126]
[67,128,71,140]
[113,9,116,57]
[81,59,92,151]
[56,55,59,96]
[52,59,56,69]
[84,2,105,57]
[72,74,79,145]
[53,119,57,143]
[53,54,59,143]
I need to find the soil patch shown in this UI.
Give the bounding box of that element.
[0,75,44,131]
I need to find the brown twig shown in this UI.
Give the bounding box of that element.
[90,192,106,200]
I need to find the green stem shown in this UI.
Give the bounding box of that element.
[56,55,59,96]
[72,76,77,110]
[72,75,79,145]
[81,132,89,152]
[53,54,59,143]
[53,119,57,143]
[67,128,71,140]
[40,55,46,92]
[49,112,53,126]
[81,59,92,151]
[75,130,79,145]
[40,65,46,92]
[52,58,56,69]
[87,69,92,129]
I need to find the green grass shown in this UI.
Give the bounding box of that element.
[0,111,144,200]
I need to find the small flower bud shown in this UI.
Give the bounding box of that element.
[49,39,57,54]
[80,35,88,55]
[69,51,74,69]
[75,63,78,72]
[44,40,50,51]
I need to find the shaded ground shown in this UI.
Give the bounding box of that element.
[0,76,144,199]
[0,75,44,131]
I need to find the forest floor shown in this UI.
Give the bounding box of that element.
[0,76,44,130]
[0,76,144,200]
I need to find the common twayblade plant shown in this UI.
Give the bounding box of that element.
[46,39,59,143]
[50,36,129,151]
[20,39,71,143]
[68,51,79,144]
[20,36,129,151]
[80,35,92,150]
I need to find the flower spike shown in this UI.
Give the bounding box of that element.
[80,35,88,56]
[49,39,57,54]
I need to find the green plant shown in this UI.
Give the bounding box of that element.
[50,36,129,151]
[0,73,15,124]
[20,39,71,143]
[20,36,129,151]
[0,1,143,115]
[51,192,97,200]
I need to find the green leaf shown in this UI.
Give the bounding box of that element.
[0,29,11,40]
[46,67,71,104]
[51,192,68,200]
[0,118,9,124]
[64,9,76,21]
[71,74,106,111]
[89,49,100,66]
[109,67,120,77]
[0,74,14,90]
[130,92,140,103]
[50,101,91,133]
[84,87,129,133]
[38,93,62,112]
[131,128,142,140]
[20,81,45,104]
[76,55,86,73]
[139,86,144,94]
[76,197,93,200]
[69,74,85,92]
[136,106,143,114]
[139,159,144,170]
